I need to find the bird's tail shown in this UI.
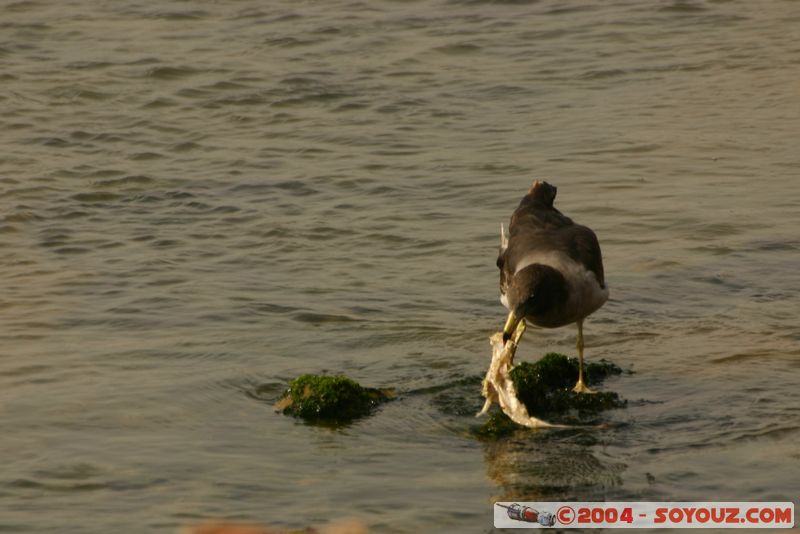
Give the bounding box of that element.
[500,223,508,251]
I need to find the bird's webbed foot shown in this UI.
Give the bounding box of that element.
[572,379,597,394]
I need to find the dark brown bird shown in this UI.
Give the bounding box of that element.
[497,180,608,393]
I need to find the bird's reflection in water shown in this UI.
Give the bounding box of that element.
[482,428,626,501]
[430,373,627,500]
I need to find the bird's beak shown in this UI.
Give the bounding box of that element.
[502,310,521,344]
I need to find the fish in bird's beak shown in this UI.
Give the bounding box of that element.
[502,310,521,344]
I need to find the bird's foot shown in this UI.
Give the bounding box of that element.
[572,380,597,394]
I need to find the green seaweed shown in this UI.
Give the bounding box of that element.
[277,374,392,422]
[511,352,625,416]
[472,410,522,439]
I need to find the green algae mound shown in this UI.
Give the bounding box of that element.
[473,410,521,438]
[510,352,624,415]
[475,352,625,437]
[277,374,392,422]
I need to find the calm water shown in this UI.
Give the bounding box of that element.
[2,0,799,532]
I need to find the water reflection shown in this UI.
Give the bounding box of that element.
[482,428,626,501]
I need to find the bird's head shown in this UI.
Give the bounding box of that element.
[527,180,557,207]
[502,264,568,343]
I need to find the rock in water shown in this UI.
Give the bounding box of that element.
[511,354,624,416]
[478,332,625,430]
[277,374,393,422]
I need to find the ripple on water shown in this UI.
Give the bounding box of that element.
[70,192,121,203]
[126,6,211,20]
[659,1,708,13]
[264,36,324,48]
[248,302,298,315]
[291,312,364,325]
[128,151,164,160]
[140,97,178,109]
[9,464,168,494]
[91,175,155,188]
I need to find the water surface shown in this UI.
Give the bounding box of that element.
[2,1,799,532]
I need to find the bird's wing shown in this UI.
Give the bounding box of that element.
[504,201,574,273]
[561,224,606,289]
[505,208,605,289]
[509,204,573,236]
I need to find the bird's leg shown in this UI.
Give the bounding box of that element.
[505,320,527,366]
[572,319,596,394]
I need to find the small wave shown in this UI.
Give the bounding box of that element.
[274,180,319,196]
[145,66,201,80]
[66,61,113,70]
[144,10,210,21]
[710,350,772,364]
[44,86,114,101]
[7,478,107,492]
[292,312,364,325]
[128,151,164,161]
[170,141,203,152]
[545,5,597,15]
[271,91,353,108]
[432,43,482,55]
[0,363,50,378]
[580,68,628,80]
[92,175,154,188]
[243,380,286,402]
[150,239,183,248]
[752,238,800,252]
[141,97,178,109]
[264,36,322,48]
[71,192,120,203]
[448,0,539,5]
[659,1,708,13]
[249,302,298,315]
[53,246,90,255]
[6,1,41,14]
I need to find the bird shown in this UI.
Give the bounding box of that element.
[497,180,608,393]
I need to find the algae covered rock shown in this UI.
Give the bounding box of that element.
[277,374,392,422]
[475,352,625,437]
[510,353,625,417]
[473,410,522,439]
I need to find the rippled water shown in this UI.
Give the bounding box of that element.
[2,0,799,532]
